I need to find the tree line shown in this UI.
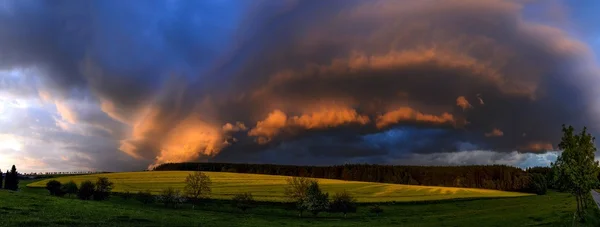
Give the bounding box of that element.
[0,165,20,191]
[154,162,540,193]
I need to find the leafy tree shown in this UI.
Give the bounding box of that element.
[329,190,357,218]
[528,173,547,195]
[232,192,255,212]
[159,187,186,208]
[183,171,212,203]
[301,182,329,217]
[284,176,317,217]
[77,180,95,200]
[0,168,3,189]
[45,180,62,196]
[3,170,8,189]
[136,190,155,204]
[93,177,114,201]
[4,165,19,191]
[369,204,383,216]
[552,125,600,220]
[61,181,78,197]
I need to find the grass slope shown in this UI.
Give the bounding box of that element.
[27,171,530,202]
[1,188,597,227]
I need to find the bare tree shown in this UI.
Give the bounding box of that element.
[184,171,212,207]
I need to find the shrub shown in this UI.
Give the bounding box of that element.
[78,180,95,200]
[329,190,357,218]
[232,192,256,212]
[529,173,547,195]
[136,190,155,204]
[93,177,114,201]
[284,176,317,217]
[120,190,133,200]
[369,204,383,216]
[302,182,329,217]
[61,181,78,197]
[159,187,186,208]
[45,180,62,196]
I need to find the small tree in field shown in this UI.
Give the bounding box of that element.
[62,181,78,197]
[302,182,329,217]
[78,180,95,200]
[46,180,62,196]
[284,176,317,217]
[329,190,357,218]
[184,171,212,205]
[93,177,114,201]
[552,125,600,220]
[232,192,256,212]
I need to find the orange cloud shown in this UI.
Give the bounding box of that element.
[222,122,247,132]
[248,107,370,144]
[518,142,554,152]
[54,101,78,124]
[456,96,472,110]
[485,128,504,137]
[376,107,454,128]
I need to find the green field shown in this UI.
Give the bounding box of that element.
[1,186,598,227]
[27,171,531,202]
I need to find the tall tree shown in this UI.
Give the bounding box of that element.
[0,168,3,189]
[552,125,600,219]
[8,165,18,191]
[3,170,9,190]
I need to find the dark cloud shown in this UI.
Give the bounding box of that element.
[0,0,598,170]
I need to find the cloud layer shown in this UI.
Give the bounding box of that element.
[1,0,599,171]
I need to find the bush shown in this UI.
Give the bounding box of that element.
[46,180,63,196]
[529,173,547,195]
[159,187,186,208]
[136,190,155,204]
[93,177,114,201]
[61,181,78,197]
[78,180,95,200]
[120,190,133,200]
[369,204,383,216]
[232,192,256,212]
[302,182,329,217]
[329,190,357,218]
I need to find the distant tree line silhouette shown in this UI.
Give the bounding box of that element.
[154,163,540,193]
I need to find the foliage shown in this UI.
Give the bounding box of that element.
[120,190,133,200]
[4,165,19,191]
[301,182,329,217]
[528,173,547,195]
[552,125,600,220]
[46,180,63,196]
[0,168,3,189]
[329,190,357,217]
[284,176,317,216]
[61,181,78,197]
[183,171,212,201]
[77,180,95,200]
[159,187,186,208]
[154,162,536,192]
[369,204,383,216]
[136,190,155,204]
[232,192,256,212]
[93,177,114,201]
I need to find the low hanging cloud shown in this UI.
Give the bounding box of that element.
[0,0,598,170]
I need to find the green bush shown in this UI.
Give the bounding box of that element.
[136,190,155,204]
[232,192,256,212]
[529,173,547,195]
[77,180,95,200]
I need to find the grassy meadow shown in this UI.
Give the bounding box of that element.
[27,171,531,202]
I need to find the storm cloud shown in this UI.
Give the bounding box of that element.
[1,0,599,171]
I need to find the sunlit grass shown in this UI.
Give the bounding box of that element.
[27,171,531,202]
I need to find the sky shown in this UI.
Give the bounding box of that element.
[1,0,600,173]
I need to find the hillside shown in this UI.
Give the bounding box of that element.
[27,171,531,202]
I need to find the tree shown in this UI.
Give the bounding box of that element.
[369,204,383,216]
[5,165,19,191]
[77,180,95,200]
[183,171,212,203]
[284,176,317,217]
[329,191,357,218]
[3,170,8,189]
[136,190,155,204]
[301,182,329,217]
[45,180,63,196]
[232,192,255,212]
[159,187,186,208]
[62,181,79,197]
[528,173,547,195]
[0,168,3,189]
[552,125,600,220]
[93,177,114,201]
